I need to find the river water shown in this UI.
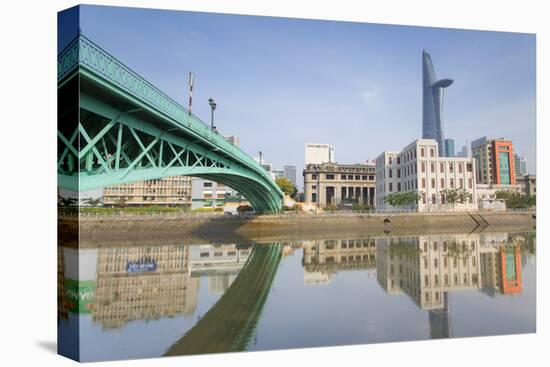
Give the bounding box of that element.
[58,230,536,362]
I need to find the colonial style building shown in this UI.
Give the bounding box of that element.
[303,162,376,207]
[375,139,477,212]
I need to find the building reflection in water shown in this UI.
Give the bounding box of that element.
[58,242,250,330]
[301,238,377,284]
[301,232,528,338]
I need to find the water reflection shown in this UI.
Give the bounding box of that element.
[58,231,535,362]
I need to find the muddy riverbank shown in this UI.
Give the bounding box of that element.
[59,211,536,247]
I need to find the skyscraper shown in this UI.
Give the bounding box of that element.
[283,165,297,186]
[422,50,454,157]
[444,138,455,157]
[514,154,527,177]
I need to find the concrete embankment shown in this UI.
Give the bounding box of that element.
[59,211,536,246]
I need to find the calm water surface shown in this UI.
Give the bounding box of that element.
[58,231,536,362]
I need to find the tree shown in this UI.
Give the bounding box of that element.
[495,190,534,209]
[83,197,103,207]
[275,177,296,196]
[57,195,77,207]
[384,192,421,208]
[441,188,471,211]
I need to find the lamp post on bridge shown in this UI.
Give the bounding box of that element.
[208,98,217,131]
[259,151,262,166]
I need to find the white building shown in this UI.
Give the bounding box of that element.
[375,139,477,212]
[190,178,243,209]
[305,143,335,165]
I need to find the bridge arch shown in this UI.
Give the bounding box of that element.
[57,35,283,213]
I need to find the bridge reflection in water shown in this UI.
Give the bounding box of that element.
[165,244,282,356]
[58,231,534,362]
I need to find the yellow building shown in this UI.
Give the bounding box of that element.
[102,176,191,207]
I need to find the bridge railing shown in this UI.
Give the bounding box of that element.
[58,34,280,195]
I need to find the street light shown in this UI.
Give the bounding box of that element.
[208,98,216,130]
[259,151,263,165]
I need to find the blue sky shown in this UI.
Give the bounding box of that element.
[71,5,536,189]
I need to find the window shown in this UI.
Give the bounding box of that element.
[431,163,435,173]
[432,194,436,204]
[312,174,317,180]
[440,178,445,188]
[311,185,317,190]
[362,175,367,180]
[389,157,393,164]
[397,169,401,178]
[468,178,473,189]
[421,178,426,188]
[449,163,454,173]
[467,163,473,172]
[311,193,317,202]
[348,175,353,180]
[397,182,401,191]
[459,178,464,188]
[369,175,374,180]
[397,157,401,164]
[389,182,393,192]
[431,178,435,188]
[450,178,454,188]
[341,175,346,180]
[440,162,444,173]
[441,193,446,204]
[459,163,463,173]
[389,168,393,178]
[326,174,335,179]
[421,162,426,173]
[434,258,438,268]
[421,148,425,157]
[355,175,360,180]
[430,148,435,157]
[422,193,426,204]
[203,182,213,187]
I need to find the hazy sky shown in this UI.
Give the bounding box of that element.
[73,5,536,189]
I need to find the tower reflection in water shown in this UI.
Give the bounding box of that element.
[58,231,533,360]
[301,232,531,338]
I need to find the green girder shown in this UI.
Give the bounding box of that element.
[57,34,283,213]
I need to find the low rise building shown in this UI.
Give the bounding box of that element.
[102,176,192,207]
[516,174,536,197]
[190,178,245,209]
[303,162,376,207]
[476,184,521,211]
[375,139,477,212]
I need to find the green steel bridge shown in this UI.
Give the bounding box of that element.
[57,34,283,213]
[165,244,282,355]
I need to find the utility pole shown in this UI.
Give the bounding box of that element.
[208,98,216,130]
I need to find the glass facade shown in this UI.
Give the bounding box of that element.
[422,50,453,157]
[499,152,511,184]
